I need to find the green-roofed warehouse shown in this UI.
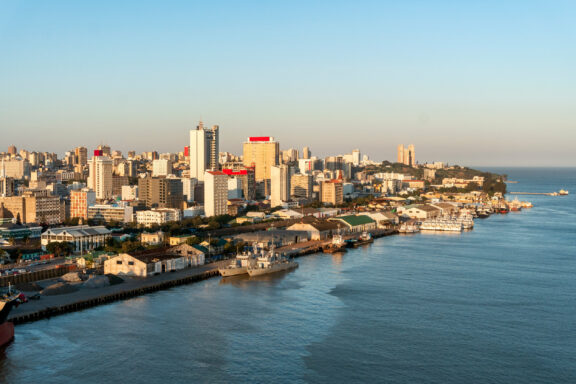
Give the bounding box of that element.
[329,215,377,233]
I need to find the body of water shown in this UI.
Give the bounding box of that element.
[1,167,575,383]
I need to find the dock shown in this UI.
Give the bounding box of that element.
[509,192,555,196]
[8,229,398,326]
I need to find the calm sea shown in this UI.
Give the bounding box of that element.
[1,167,575,384]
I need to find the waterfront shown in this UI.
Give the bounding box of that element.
[1,167,575,383]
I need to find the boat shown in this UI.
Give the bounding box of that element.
[352,231,374,247]
[420,217,463,232]
[219,252,256,277]
[1,285,27,348]
[399,222,420,233]
[247,247,298,277]
[323,234,347,253]
[558,189,569,196]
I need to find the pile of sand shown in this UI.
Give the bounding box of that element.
[106,274,124,286]
[83,275,110,289]
[41,282,79,296]
[60,272,86,282]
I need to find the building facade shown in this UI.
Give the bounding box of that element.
[242,137,279,182]
[204,171,228,217]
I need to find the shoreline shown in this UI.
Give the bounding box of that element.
[7,229,397,326]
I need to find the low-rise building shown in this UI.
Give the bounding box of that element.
[396,204,442,220]
[286,219,340,240]
[330,215,377,233]
[136,208,181,226]
[140,231,165,245]
[88,204,134,223]
[41,225,111,253]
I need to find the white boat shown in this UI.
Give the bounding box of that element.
[247,247,298,277]
[420,216,463,232]
[399,223,420,233]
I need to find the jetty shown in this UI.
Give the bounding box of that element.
[8,229,398,325]
[510,192,557,196]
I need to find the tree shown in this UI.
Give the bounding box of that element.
[45,241,74,257]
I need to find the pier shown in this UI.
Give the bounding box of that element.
[8,229,398,326]
[509,192,556,196]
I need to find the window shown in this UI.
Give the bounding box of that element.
[116,260,122,265]
[128,261,134,266]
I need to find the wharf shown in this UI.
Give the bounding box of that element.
[8,229,398,326]
[509,192,555,196]
[8,261,228,325]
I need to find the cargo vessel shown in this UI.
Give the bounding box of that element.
[1,285,27,348]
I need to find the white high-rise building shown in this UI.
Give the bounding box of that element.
[228,177,243,199]
[88,151,113,200]
[152,159,173,177]
[352,149,361,166]
[204,171,228,217]
[270,165,290,208]
[190,122,219,181]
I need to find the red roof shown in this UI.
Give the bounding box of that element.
[249,137,271,142]
[222,169,248,175]
[206,171,226,176]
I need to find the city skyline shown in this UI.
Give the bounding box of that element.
[1,1,575,166]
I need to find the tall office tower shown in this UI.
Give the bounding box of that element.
[152,159,173,177]
[138,177,184,209]
[75,146,88,167]
[407,144,415,166]
[7,145,17,156]
[242,137,280,182]
[70,189,96,220]
[222,168,256,200]
[291,173,313,200]
[190,122,219,181]
[302,147,311,160]
[397,144,405,164]
[88,150,113,200]
[204,171,228,217]
[270,165,290,208]
[320,180,344,206]
[352,149,361,166]
[97,145,111,157]
[397,144,416,166]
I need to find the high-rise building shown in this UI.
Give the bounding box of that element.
[189,122,219,181]
[302,147,311,160]
[242,137,280,182]
[138,177,184,209]
[281,148,299,164]
[70,189,96,220]
[352,149,361,166]
[291,173,313,200]
[75,146,88,167]
[7,145,17,156]
[88,150,113,200]
[222,168,256,200]
[97,145,111,157]
[0,190,62,225]
[152,159,173,177]
[204,171,228,217]
[320,180,344,206]
[270,165,290,207]
[397,144,415,166]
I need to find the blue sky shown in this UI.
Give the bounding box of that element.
[0,0,575,166]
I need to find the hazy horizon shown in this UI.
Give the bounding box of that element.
[1,1,575,166]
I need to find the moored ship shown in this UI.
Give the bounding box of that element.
[323,234,347,253]
[247,248,298,277]
[1,285,27,348]
[218,251,257,277]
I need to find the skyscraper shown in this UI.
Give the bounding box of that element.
[204,171,228,217]
[190,122,219,181]
[88,150,113,200]
[270,165,290,207]
[243,137,280,181]
[397,144,416,166]
[75,146,88,167]
[302,147,311,160]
